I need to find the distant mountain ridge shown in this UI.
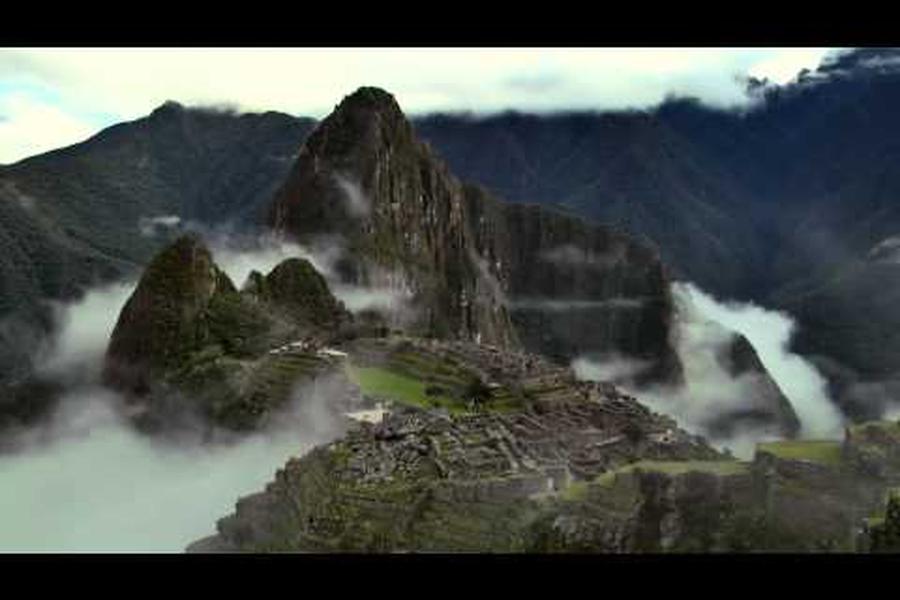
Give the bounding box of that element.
[4,48,900,419]
[413,49,900,417]
[0,103,316,386]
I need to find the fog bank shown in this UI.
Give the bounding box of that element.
[675,282,843,439]
[0,237,350,552]
[573,281,845,458]
[0,384,340,552]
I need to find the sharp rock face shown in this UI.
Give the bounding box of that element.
[269,87,683,384]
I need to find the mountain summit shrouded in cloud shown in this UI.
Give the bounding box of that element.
[0,48,836,164]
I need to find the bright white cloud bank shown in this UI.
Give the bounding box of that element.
[0,237,346,552]
[0,390,325,552]
[0,93,98,163]
[676,282,843,440]
[574,281,846,458]
[0,47,836,164]
[0,231,426,551]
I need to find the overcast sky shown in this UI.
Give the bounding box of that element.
[0,47,840,164]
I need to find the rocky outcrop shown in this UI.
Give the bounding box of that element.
[189,335,725,552]
[530,461,757,552]
[0,104,315,395]
[104,233,236,394]
[268,87,682,384]
[866,488,900,552]
[843,420,900,481]
[191,409,900,552]
[103,234,356,431]
[190,399,725,552]
[269,87,520,351]
[242,257,349,332]
[180,321,900,553]
[706,332,801,438]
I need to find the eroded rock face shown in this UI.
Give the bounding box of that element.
[270,88,517,349]
[103,234,355,431]
[268,87,682,384]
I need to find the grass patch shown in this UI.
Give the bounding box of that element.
[346,364,467,414]
[621,460,749,477]
[384,351,474,392]
[866,516,886,529]
[346,351,525,415]
[560,481,589,501]
[757,440,843,466]
[594,470,619,488]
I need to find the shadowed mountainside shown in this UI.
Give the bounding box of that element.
[414,49,900,417]
[0,104,315,386]
[268,87,684,385]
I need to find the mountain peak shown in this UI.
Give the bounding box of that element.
[334,87,403,119]
[267,88,683,384]
[149,100,186,119]
[102,232,235,393]
[307,86,413,158]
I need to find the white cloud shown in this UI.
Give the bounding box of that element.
[0,383,340,552]
[0,242,353,551]
[138,215,181,237]
[0,48,839,164]
[574,281,846,458]
[747,47,832,83]
[0,93,98,163]
[671,282,844,440]
[36,281,137,380]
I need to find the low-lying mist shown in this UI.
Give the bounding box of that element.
[0,386,340,552]
[0,235,354,552]
[676,282,843,439]
[573,281,845,458]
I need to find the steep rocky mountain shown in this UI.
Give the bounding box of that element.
[0,104,314,387]
[103,234,355,432]
[268,87,683,385]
